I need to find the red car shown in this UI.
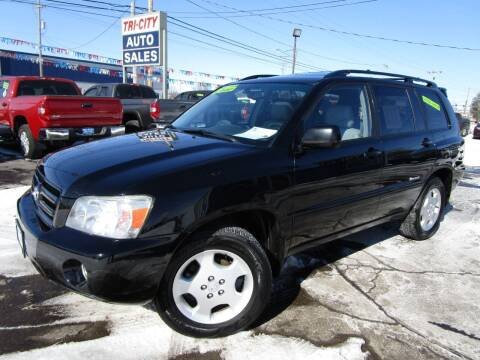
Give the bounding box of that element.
[0,76,124,158]
[473,122,480,139]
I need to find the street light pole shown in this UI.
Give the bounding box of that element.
[37,0,43,77]
[292,28,302,74]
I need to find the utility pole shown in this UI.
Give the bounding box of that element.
[427,70,442,81]
[292,28,302,74]
[37,0,44,77]
[464,88,470,117]
[148,0,153,12]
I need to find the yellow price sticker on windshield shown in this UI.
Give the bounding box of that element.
[422,96,441,111]
[215,85,238,94]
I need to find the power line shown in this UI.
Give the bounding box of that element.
[168,18,324,72]
[180,0,379,18]
[168,0,358,14]
[197,0,480,51]
[2,0,324,71]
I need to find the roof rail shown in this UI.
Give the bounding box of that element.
[241,74,277,81]
[325,70,437,88]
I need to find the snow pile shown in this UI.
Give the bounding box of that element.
[0,186,36,278]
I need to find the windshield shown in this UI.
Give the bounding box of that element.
[172,82,312,143]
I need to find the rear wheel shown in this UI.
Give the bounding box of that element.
[155,227,272,338]
[18,124,42,159]
[399,177,446,240]
[461,128,468,137]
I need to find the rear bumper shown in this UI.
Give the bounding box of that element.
[16,191,173,304]
[38,126,125,141]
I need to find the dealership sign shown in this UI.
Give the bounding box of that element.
[121,12,165,66]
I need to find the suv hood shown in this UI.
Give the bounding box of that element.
[42,129,258,197]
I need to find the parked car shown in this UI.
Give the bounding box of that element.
[153,90,211,125]
[0,76,123,158]
[473,122,480,139]
[174,90,212,101]
[84,83,160,132]
[16,70,464,337]
[455,112,470,137]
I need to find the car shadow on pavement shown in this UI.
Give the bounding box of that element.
[251,203,454,329]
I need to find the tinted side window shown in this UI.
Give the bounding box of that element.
[140,86,157,98]
[373,86,415,136]
[304,84,372,141]
[115,85,141,99]
[417,88,449,130]
[84,87,98,96]
[98,87,109,97]
[1,80,10,98]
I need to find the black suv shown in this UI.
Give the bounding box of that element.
[16,70,464,338]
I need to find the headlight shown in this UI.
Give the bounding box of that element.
[66,195,153,239]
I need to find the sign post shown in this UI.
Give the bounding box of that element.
[121,11,168,98]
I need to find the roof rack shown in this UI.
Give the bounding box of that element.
[325,70,437,88]
[241,74,277,81]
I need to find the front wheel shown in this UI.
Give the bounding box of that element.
[399,177,446,240]
[155,227,272,338]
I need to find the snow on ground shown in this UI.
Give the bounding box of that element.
[0,183,368,357]
[0,186,36,278]
[1,137,480,359]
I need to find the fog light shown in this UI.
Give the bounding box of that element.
[81,264,88,281]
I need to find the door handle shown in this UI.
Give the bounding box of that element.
[422,138,434,147]
[363,147,383,159]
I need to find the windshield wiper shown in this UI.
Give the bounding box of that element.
[179,128,237,143]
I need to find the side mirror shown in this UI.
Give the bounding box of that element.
[301,126,341,148]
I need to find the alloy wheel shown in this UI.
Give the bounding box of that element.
[419,187,442,231]
[172,249,254,325]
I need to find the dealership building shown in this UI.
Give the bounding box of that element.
[0,48,238,97]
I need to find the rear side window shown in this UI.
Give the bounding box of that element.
[140,86,157,98]
[373,85,415,136]
[115,84,141,99]
[84,87,98,96]
[417,88,449,130]
[17,80,78,96]
[98,87,109,97]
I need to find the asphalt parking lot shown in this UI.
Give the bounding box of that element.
[1,138,479,360]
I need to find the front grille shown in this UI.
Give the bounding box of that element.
[32,166,61,229]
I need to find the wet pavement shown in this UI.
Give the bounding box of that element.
[1,139,480,359]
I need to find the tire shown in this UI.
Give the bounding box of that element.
[399,177,446,240]
[124,119,141,133]
[155,226,272,338]
[18,124,42,159]
[461,128,468,137]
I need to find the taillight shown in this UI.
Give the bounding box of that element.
[38,102,47,117]
[150,100,160,120]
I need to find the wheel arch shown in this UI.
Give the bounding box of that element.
[175,209,285,277]
[430,167,453,200]
[12,115,28,135]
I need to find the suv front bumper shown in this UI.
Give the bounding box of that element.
[38,126,125,142]
[16,190,173,304]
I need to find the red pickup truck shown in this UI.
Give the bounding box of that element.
[0,76,124,158]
